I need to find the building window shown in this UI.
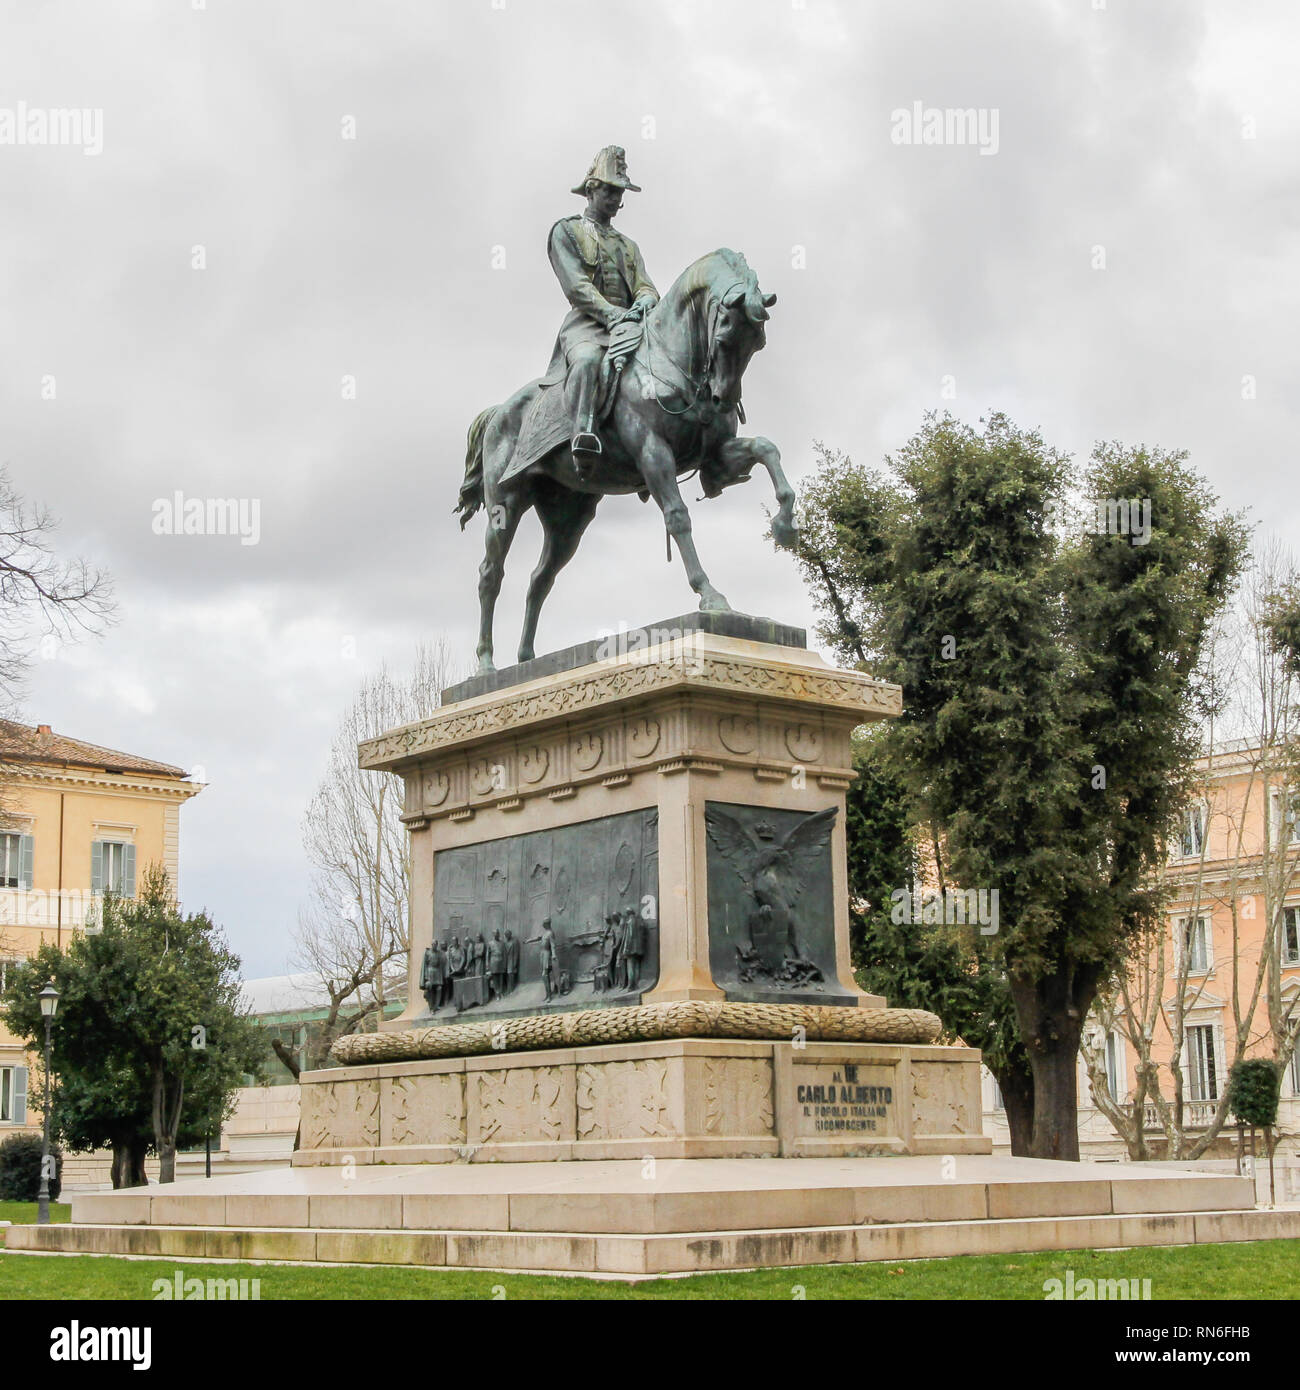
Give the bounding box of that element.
[0,833,34,890]
[1291,1048,1300,1098]
[1272,789,1300,845]
[0,1066,27,1124]
[91,841,136,897]
[1180,917,1212,974]
[1283,907,1299,967]
[1185,1024,1219,1102]
[1178,803,1207,859]
[1104,1032,1125,1100]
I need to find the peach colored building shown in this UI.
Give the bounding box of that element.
[981,741,1300,1167]
[1137,741,1300,1128]
[0,720,201,1134]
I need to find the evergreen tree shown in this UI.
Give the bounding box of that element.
[797,414,1246,1158]
[2,868,263,1185]
[844,727,1033,1150]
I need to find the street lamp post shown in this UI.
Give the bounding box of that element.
[36,981,60,1226]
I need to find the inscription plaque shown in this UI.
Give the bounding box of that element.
[793,1061,896,1138]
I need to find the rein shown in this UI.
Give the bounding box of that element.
[642,279,746,417]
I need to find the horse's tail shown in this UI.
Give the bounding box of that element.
[455,407,495,529]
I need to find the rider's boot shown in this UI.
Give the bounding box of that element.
[572,413,602,477]
[569,356,603,477]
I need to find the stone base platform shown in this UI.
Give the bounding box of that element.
[296,1038,989,1164]
[9,1157,1291,1276]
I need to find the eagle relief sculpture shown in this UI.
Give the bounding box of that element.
[704,805,837,986]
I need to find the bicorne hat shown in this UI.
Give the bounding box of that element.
[572,145,642,196]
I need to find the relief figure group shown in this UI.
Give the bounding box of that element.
[420,902,650,1015]
[420,926,521,1014]
[594,907,646,994]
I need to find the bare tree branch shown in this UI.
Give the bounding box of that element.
[0,466,116,709]
[292,641,459,1056]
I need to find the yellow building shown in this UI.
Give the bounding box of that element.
[0,719,201,1133]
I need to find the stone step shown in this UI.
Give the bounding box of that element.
[57,1156,1255,1234]
[9,1157,1278,1275]
[10,1207,1300,1275]
[63,1167,1262,1234]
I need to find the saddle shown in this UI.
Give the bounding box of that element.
[500,318,645,488]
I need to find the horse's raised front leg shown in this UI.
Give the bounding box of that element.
[640,432,730,612]
[519,483,601,662]
[476,492,525,674]
[717,435,799,549]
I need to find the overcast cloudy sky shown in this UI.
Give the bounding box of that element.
[2,0,1295,976]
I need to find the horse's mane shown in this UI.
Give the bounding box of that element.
[667,247,759,303]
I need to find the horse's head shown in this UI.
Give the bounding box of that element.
[702,252,777,411]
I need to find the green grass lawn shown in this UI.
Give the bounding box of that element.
[0,1200,71,1238]
[1,1239,1296,1300]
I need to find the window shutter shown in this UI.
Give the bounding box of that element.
[91,841,104,896]
[13,1066,27,1125]
[1184,1026,1202,1100]
[19,834,34,891]
[123,844,136,898]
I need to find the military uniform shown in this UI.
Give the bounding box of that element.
[542,214,658,387]
[537,922,560,1001]
[487,931,506,1000]
[504,929,520,994]
[420,942,443,1011]
[620,909,646,991]
[545,145,658,466]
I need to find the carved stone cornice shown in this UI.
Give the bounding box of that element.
[361,649,900,772]
[1,763,202,803]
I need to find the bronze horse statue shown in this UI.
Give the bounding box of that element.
[456,248,799,674]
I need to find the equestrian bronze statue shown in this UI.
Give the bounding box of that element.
[456,145,800,674]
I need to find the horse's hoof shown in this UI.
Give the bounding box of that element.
[476,656,496,676]
[517,647,535,663]
[773,519,800,550]
[699,592,732,614]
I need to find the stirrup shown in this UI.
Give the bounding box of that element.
[571,431,603,466]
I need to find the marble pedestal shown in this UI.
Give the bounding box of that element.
[315,617,988,1166]
[294,1039,991,1166]
[360,613,903,1029]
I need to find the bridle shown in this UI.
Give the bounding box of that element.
[643,278,750,417]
